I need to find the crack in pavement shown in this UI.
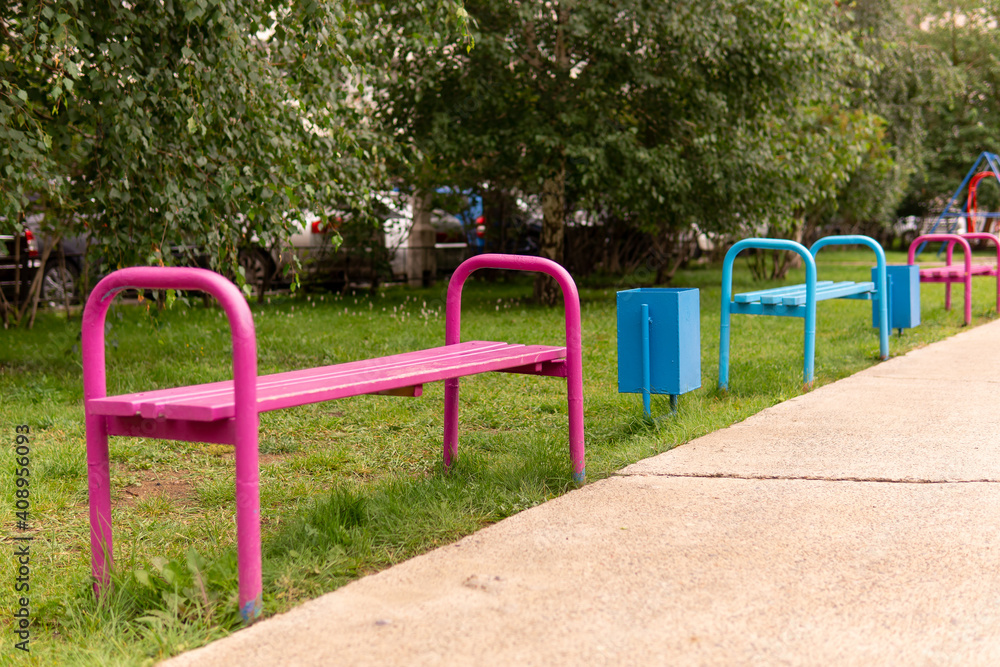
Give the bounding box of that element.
[615,471,1000,484]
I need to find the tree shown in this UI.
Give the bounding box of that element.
[798,0,954,241]
[0,0,465,323]
[377,0,894,298]
[899,0,1000,216]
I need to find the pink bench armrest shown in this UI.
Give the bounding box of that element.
[82,267,263,621]
[443,254,585,481]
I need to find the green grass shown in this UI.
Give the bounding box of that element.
[0,248,993,665]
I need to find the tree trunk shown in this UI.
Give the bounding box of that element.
[654,229,691,284]
[20,234,59,330]
[607,233,620,274]
[13,228,22,313]
[407,191,436,287]
[81,235,92,308]
[534,163,566,305]
[533,3,570,306]
[0,282,10,328]
[483,187,511,255]
[58,244,72,318]
[772,219,804,279]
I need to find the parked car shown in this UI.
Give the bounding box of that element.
[0,225,40,304]
[0,221,83,306]
[31,218,86,305]
[385,207,470,280]
[433,187,485,253]
[886,216,949,251]
[236,192,473,296]
[272,206,389,289]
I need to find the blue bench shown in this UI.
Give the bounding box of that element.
[719,235,890,390]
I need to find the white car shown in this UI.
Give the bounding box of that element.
[238,193,469,295]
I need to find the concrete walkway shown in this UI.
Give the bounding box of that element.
[165,321,1000,666]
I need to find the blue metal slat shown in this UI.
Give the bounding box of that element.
[730,301,808,318]
[734,281,834,304]
[779,281,875,306]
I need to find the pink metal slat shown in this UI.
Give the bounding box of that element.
[257,344,565,413]
[920,265,993,278]
[88,342,567,421]
[105,415,237,445]
[88,341,506,419]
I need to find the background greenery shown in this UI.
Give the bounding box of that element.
[4,1,1000,302]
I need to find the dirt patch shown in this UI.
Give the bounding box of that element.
[116,454,296,506]
[118,467,197,506]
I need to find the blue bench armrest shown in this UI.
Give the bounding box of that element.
[810,235,888,361]
[720,239,817,391]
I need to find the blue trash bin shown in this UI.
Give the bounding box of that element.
[872,265,920,332]
[617,287,701,417]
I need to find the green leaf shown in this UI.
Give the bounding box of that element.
[186,547,207,574]
[134,569,153,588]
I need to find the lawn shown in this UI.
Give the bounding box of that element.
[0,247,994,665]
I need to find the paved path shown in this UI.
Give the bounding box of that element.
[165,322,1000,666]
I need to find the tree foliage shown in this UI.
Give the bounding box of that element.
[376,0,903,294]
[0,0,395,276]
[900,0,1000,215]
[5,0,996,304]
[798,0,952,233]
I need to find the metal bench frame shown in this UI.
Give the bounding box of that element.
[908,233,1000,326]
[82,254,584,622]
[719,235,889,391]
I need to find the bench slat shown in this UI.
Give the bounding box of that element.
[89,341,567,422]
[755,281,858,305]
[733,281,835,303]
[93,341,507,418]
[729,301,807,318]
[920,264,995,279]
[774,281,875,307]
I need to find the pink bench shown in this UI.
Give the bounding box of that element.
[908,233,1000,325]
[82,254,585,622]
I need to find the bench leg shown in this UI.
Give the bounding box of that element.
[86,414,113,598]
[718,306,732,391]
[443,378,460,469]
[234,427,263,622]
[803,302,817,391]
[567,372,585,483]
[964,274,972,325]
[995,271,1000,314]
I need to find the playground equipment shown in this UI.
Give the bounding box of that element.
[925,152,1000,237]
